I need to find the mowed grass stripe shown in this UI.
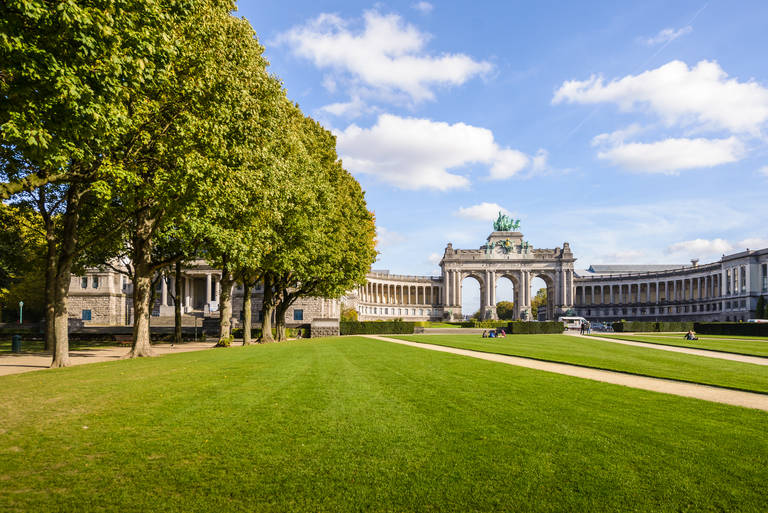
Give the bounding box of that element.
[1,337,767,512]
[592,333,768,357]
[393,334,768,394]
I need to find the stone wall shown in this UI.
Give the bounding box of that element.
[310,318,340,338]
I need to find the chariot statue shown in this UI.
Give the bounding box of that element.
[493,212,521,232]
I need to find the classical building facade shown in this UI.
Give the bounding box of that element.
[573,248,768,322]
[68,219,768,326]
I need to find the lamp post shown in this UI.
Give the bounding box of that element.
[18,301,23,324]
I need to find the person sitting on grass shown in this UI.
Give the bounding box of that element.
[489,330,496,338]
[482,330,488,338]
[684,330,698,341]
[499,328,506,338]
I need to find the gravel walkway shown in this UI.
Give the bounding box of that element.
[0,342,217,377]
[574,333,768,365]
[364,335,768,412]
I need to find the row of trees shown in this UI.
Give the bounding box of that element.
[0,0,377,366]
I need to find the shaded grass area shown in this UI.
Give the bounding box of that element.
[592,333,768,358]
[393,334,768,394]
[0,338,203,354]
[1,338,768,512]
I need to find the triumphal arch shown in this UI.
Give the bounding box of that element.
[440,213,576,320]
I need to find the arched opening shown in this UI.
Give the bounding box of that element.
[461,275,482,320]
[495,275,517,320]
[530,274,554,321]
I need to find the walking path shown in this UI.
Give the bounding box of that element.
[573,333,768,366]
[0,342,216,377]
[364,335,768,412]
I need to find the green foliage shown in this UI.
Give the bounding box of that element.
[506,321,565,334]
[0,203,46,318]
[756,296,766,319]
[214,336,233,348]
[341,307,358,322]
[495,301,515,320]
[460,320,510,328]
[340,321,415,335]
[694,322,768,337]
[612,321,694,333]
[530,288,547,318]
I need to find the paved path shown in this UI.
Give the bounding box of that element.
[364,335,768,412]
[0,342,217,377]
[573,333,768,365]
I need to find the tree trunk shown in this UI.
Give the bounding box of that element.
[43,219,57,352]
[174,262,182,344]
[242,281,254,345]
[126,207,154,358]
[50,185,82,368]
[275,297,289,342]
[259,274,275,343]
[217,258,234,343]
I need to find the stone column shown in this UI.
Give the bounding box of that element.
[205,273,212,306]
[161,277,168,307]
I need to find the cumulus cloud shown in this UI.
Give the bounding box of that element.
[456,202,512,222]
[667,238,734,256]
[336,114,534,190]
[412,1,433,14]
[277,10,491,106]
[640,26,692,46]
[595,136,744,173]
[376,226,406,249]
[553,60,768,134]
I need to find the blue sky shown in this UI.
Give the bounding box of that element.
[238,1,768,312]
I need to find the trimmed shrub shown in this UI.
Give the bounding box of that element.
[694,322,768,337]
[612,321,693,333]
[231,327,294,339]
[460,320,510,328]
[340,321,415,335]
[506,321,565,334]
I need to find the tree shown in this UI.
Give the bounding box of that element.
[756,296,766,319]
[1,0,204,366]
[531,288,547,319]
[496,300,515,320]
[341,307,358,322]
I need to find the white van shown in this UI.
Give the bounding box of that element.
[558,316,588,330]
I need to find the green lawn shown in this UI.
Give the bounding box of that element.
[1,337,767,512]
[592,333,768,357]
[393,334,768,394]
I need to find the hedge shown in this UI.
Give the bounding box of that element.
[611,321,694,333]
[231,327,297,339]
[506,321,565,334]
[340,321,415,335]
[460,320,510,328]
[694,322,768,337]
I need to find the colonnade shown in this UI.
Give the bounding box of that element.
[575,273,722,306]
[159,272,220,311]
[359,281,442,306]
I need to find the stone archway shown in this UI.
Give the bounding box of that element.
[440,227,576,321]
[460,272,485,319]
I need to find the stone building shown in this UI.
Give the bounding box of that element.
[67,222,768,326]
[572,248,768,322]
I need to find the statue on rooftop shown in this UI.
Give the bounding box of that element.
[493,212,521,232]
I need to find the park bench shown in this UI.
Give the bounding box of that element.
[113,334,133,346]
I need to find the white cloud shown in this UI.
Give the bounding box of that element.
[319,96,371,118]
[456,202,511,222]
[595,136,744,173]
[412,2,433,14]
[376,226,406,249]
[336,114,533,190]
[427,252,442,265]
[666,238,734,256]
[737,238,768,250]
[640,26,692,46]
[758,165,768,176]
[553,60,768,134]
[591,124,645,147]
[277,10,491,105]
[597,250,646,263]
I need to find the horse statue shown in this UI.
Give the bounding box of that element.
[493,212,521,232]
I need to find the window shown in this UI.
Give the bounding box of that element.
[293,309,303,321]
[92,276,99,289]
[741,266,747,293]
[81,310,92,321]
[762,263,768,292]
[81,277,88,289]
[726,270,731,294]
